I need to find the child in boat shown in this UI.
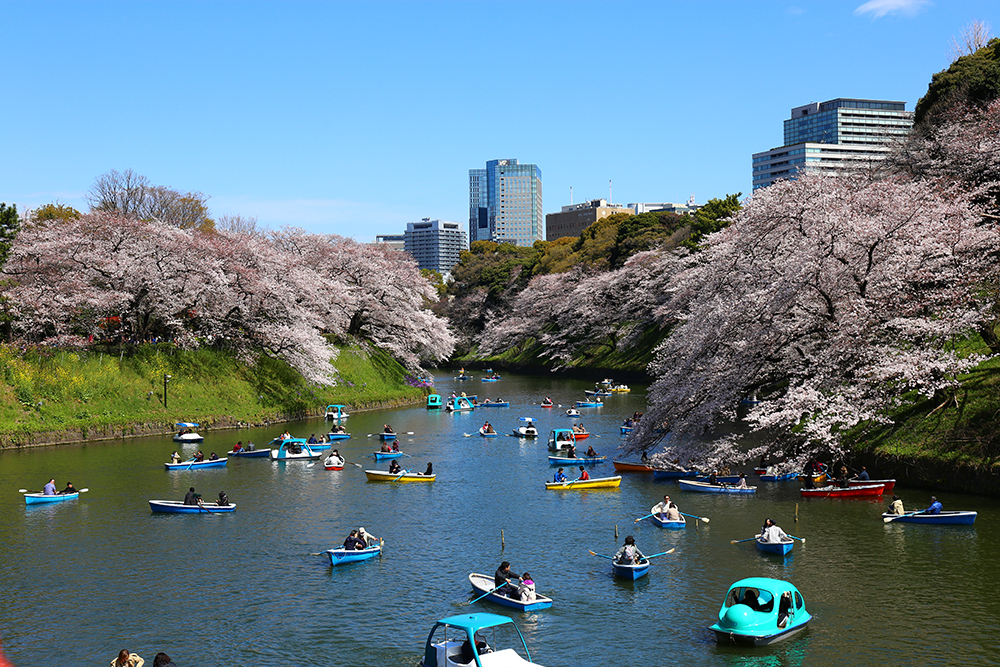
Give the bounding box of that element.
[517,573,536,602]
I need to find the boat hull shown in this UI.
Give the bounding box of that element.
[379,432,397,441]
[227,449,270,458]
[325,433,352,441]
[755,538,794,555]
[620,426,633,434]
[364,470,435,483]
[850,478,895,492]
[547,456,607,466]
[712,622,809,646]
[544,476,621,490]
[164,459,228,470]
[468,573,553,612]
[324,456,345,470]
[800,484,885,498]
[650,514,686,529]
[149,500,235,513]
[613,460,655,473]
[478,429,498,437]
[881,511,977,525]
[373,451,404,460]
[679,480,756,494]
[326,543,382,565]
[760,471,798,481]
[172,433,204,443]
[24,492,79,505]
[612,561,649,580]
[652,469,699,480]
[479,402,509,407]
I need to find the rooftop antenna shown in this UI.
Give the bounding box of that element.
[570,186,573,205]
[609,179,612,205]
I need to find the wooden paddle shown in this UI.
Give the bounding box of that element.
[883,510,922,523]
[679,511,711,524]
[730,537,758,544]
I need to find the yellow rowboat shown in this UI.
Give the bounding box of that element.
[364,469,436,483]
[544,475,622,490]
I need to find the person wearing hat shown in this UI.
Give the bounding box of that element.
[925,496,943,515]
[60,481,78,495]
[358,527,378,547]
[887,494,904,515]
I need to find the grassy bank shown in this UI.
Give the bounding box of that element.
[0,343,425,448]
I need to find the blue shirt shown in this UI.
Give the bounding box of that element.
[926,500,943,514]
[553,471,567,482]
[857,470,870,481]
[43,482,56,495]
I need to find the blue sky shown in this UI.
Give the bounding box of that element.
[2,0,996,240]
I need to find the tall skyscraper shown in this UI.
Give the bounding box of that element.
[469,159,543,246]
[404,218,468,275]
[752,98,914,190]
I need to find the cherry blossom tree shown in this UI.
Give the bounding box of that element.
[625,170,1000,469]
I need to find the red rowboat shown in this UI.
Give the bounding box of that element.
[613,460,655,473]
[800,483,885,498]
[849,478,895,492]
[572,431,590,440]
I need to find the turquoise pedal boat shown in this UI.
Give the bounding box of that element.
[427,394,443,409]
[710,577,811,646]
[420,612,543,667]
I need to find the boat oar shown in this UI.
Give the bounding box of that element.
[399,452,413,458]
[391,469,409,482]
[634,512,655,523]
[589,550,614,559]
[730,537,758,545]
[883,510,922,523]
[679,511,711,524]
[786,534,806,543]
[470,581,511,604]
[17,489,36,493]
[645,548,676,559]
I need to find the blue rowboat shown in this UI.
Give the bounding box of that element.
[456,374,473,380]
[650,513,686,529]
[164,458,228,470]
[379,432,397,441]
[420,613,541,667]
[148,500,236,514]
[575,400,603,408]
[481,377,501,382]
[760,471,798,481]
[755,536,794,555]
[24,492,79,505]
[679,479,756,494]
[325,541,383,565]
[468,573,553,612]
[620,426,633,434]
[696,475,741,484]
[373,451,404,460]
[427,394,443,409]
[227,448,269,458]
[547,455,606,465]
[652,469,699,480]
[326,432,352,441]
[612,560,649,580]
[710,577,811,646]
[881,511,977,525]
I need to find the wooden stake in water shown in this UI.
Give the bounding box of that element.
[615,524,619,540]
[501,529,505,550]
[795,503,799,522]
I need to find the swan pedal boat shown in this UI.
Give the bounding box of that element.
[468,573,553,612]
[679,479,756,494]
[164,458,227,470]
[227,448,269,458]
[420,612,543,667]
[881,510,977,525]
[172,422,203,443]
[800,483,884,498]
[325,541,383,565]
[364,469,436,483]
[544,475,621,490]
[755,536,794,555]
[148,500,235,513]
[24,492,79,505]
[649,509,686,529]
[710,577,811,646]
[547,455,606,466]
[324,455,345,470]
[612,559,649,580]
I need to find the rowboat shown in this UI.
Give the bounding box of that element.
[565,408,581,417]
[379,432,398,441]
[696,475,741,484]
[324,404,349,420]
[620,426,633,434]
[426,394,443,409]
[457,374,473,380]
[468,573,553,612]
[544,475,621,490]
[420,612,543,667]
[679,479,756,494]
[325,432,351,441]
[800,483,884,498]
[478,427,498,437]
[612,560,649,580]
[24,492,79,505]
[325,541,383,565]
[364,469,435,483]
[373,451,404,460]
[227,447,269,458]
[651,469,699,480]
[881,511,977,525]
[148,500,235,514]
[799,472,828,486]
[306,441,331,451]
[613,460,655,473]
[172,422,203,443]
[584,389,612,397]
[575,400,603,408]
[752,467,768,475]
[479,401,510,407]
[481,376,501,382]
[710,577,811,646]
[512,417,538,438]
[611,384,630,393]
[850,478,895,492]
[755,536,794,556]
[324,455,345,470]
[570,430,590,440]
[540,401,554,408]
[547,428,576,450]
[547,455,607,465]
[760,471,798,482]
[445,396,476,412]
[164,458,228,470]
[649,510,686,529]
[269,438,320,461]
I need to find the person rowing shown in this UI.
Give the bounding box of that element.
[388,460,403,475]
[759,518,789,543]
[614,536,646,564]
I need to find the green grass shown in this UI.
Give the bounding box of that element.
[0,343,424,447]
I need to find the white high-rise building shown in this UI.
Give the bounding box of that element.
[404,218,467,275]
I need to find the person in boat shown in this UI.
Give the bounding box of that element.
[246,440,256,451]
[383,424,394,434]
[517,572,536,602]
[652,495,674,520]
[856,466,870,481]
[553,467,568,483]
[566,444,577,458]
[343,530,367,551]
[586,445,598,457]
[111,649,144,667]
[217,491,229,506]
[576,466,591,481]
[925,496,943,514]
[887,494,904,515]
[391,441,400,452]
[803,473,816,489]
[615,535,646,564]
[758,454,767,469]
[43,478,56,496]
[736,473,748,489]
[358,526,378,546]
[640,450,649,463]
[194,450,205,462]
[494,561,520,598]
[232,441,244,454]
[152,653,177,667]
[60,481,77,495]
[741,589,764,612]
[708,471,719,486]
[482,398,491,405]
[308,433,318,444]
[209,452,219,460]
[835,466,850,488]
[543,396,552,405]
[760,518,789,543]
[380,442,392,453]
[281,430,291,440]
[388,460,403,475]
[459,633,490,664]
[183,487,200,505]
[170,451,182,464]
[419,462,433,476]
[327,448,343,464]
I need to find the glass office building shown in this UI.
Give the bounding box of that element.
[469,159,543,246]
[403,218,468,275]
[753,98,913,190]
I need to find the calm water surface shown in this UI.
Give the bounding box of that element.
[1,372,997,666]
